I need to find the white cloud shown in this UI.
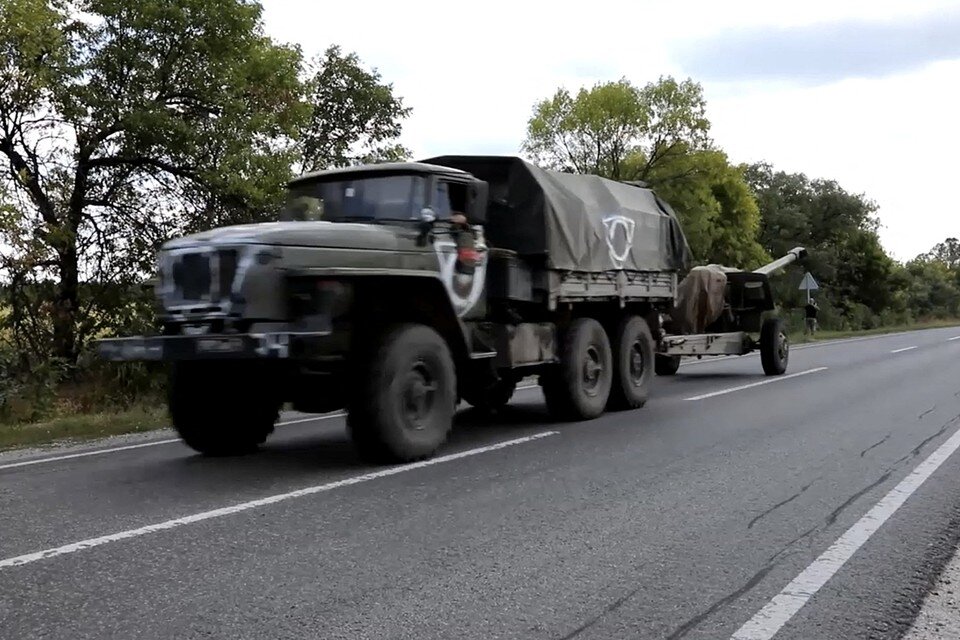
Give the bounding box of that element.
[261,0,960,260]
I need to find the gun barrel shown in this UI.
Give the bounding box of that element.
[753,246,807,276]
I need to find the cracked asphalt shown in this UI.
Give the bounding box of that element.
[2,327,960,639]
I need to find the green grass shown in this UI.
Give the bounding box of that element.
[0,405,168,452]
[789,318,960,344]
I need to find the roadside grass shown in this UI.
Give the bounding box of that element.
[789,318,960,344]
[0,405,167,452]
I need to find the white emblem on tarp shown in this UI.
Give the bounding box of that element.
[433,236,487,317]
[602,215,636,268]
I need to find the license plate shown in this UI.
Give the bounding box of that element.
[195,337,245,353]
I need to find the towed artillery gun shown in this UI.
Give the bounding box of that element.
[95,155,802,463]
[652,247,808,376]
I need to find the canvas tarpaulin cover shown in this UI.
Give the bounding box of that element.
[421,155,692,273]
[670,265,732,333]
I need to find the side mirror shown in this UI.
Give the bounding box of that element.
[417,207,436,245]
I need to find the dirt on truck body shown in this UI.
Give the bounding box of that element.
[98,155,702,463]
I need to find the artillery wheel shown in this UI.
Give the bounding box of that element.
[168,362,280,456]
[347,324,456,463]
[607,315,654,411]
[654,354,681,376]
[542,317,613,421]
[760,317,789,376]
[463,377,517,413]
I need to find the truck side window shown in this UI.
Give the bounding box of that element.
[434,181,468,219]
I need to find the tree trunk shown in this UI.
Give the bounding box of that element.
[52,246,80,365]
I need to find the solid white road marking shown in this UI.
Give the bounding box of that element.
[0,431,559,570]
[891,346,918,353]
[948,336,960,342]
[0,413,345,472]
[684,368,829,401]
[0,439,183,471]
[730,420,960,640]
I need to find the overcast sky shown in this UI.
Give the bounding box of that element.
[261,0,960,261]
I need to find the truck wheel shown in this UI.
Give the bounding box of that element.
[542,317,613,421]
[463,377,517,413]
[168,362,280,456]
[607,316,654,411]
[654,354,681,376]
[760,317,789,375]
[347,324,456,463]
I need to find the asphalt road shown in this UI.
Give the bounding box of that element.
[3,327,960,640]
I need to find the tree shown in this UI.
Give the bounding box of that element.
[924,237,960,269]
[522,77,765,266]
[0,0,306,364]
[521,76,710,181]
[744,163,902,323]
[298,45,412,172]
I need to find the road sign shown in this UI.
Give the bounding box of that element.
[798,272,819,290]
[799,272,819,303]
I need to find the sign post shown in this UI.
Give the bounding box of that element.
[798,272,819,303]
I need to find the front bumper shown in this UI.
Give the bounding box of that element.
[95,331,332,362]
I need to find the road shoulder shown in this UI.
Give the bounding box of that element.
[904,545,960,639]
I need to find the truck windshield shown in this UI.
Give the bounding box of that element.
[280,175,426,222]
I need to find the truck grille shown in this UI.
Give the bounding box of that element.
[169,249,239,304]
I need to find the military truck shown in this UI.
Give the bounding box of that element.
[96,155,787,463]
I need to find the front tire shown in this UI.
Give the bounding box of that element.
[760,317,789,375]
[347,324,457,463]
[607,315,654,411]
[168,362,281,456]
[542,317,613,421]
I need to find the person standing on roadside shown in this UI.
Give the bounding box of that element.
[805,298,819,334]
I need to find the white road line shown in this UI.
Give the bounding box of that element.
[948,336,960,342]
[0,413,345,472]
[684,368,828,401]
[730,420,960,640]
[891,346,918,353]
[0,431,558,570]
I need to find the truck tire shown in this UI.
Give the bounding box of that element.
[463,377,517,413]
[607,316,654,411]
[542,317,613,421]
[347,324,456,463]
[654,354,681,376]
[760,317,789,375]
[168,362,280,456]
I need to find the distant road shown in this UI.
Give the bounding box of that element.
[2,327,960,640]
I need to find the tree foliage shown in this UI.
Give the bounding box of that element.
[643,150,768,268]
[522,76,710,181]
[523,77,765,267]
[298,45,412,172]
[0,0,412,367]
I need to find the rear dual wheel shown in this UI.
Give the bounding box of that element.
[607,316,655,411]
[542,318,613,421]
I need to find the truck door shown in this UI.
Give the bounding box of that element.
[431,179,488,318]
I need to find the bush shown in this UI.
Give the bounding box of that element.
[0,346,64,423]
[0,342,164,425]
